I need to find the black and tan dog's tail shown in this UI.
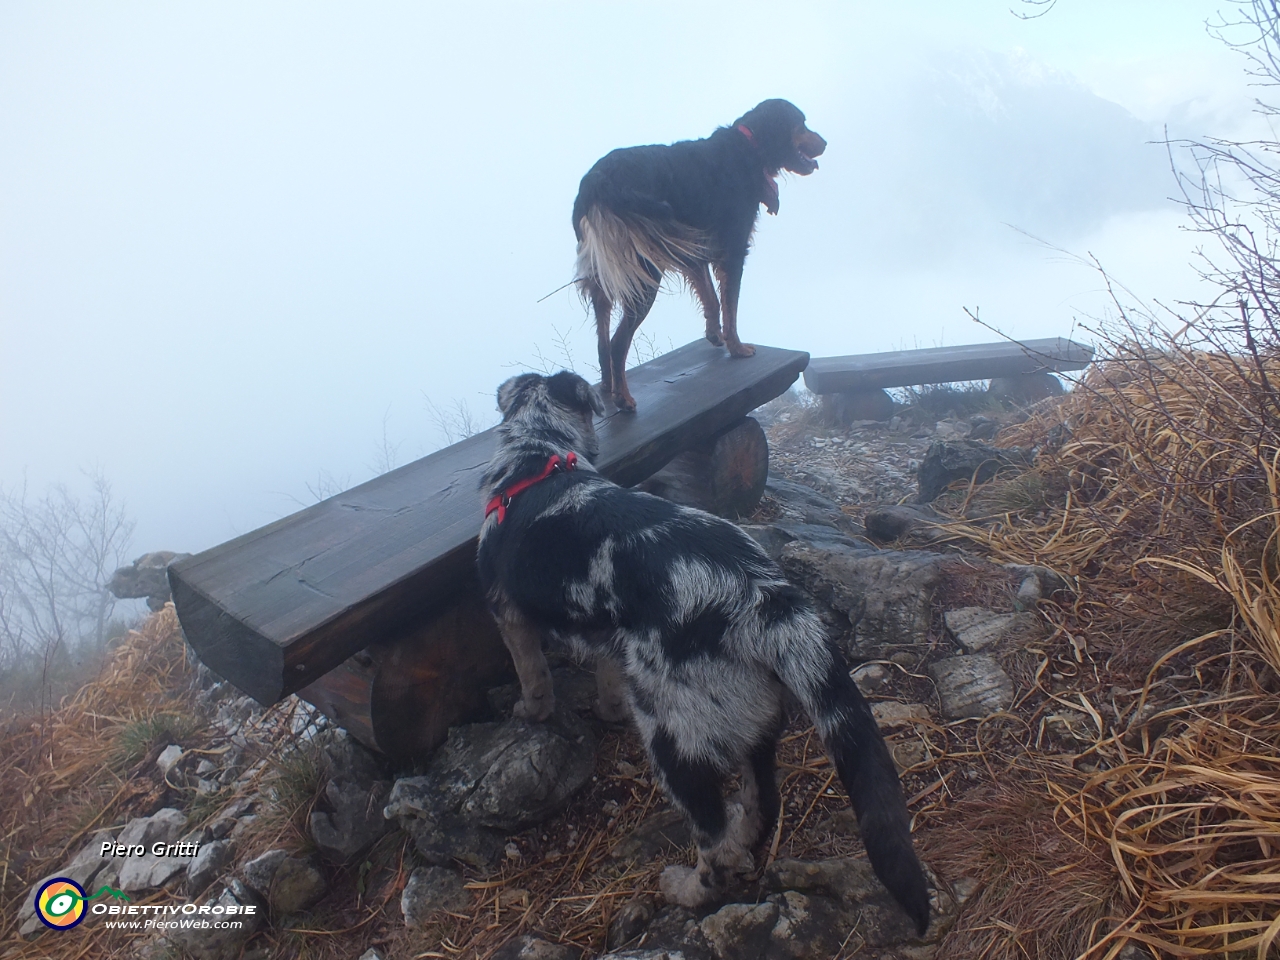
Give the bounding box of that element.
[574,204,708,311]
[769,599,932,934]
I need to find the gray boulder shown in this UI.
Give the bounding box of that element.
[107,551,191,610]
[309,777,391,864]
[401,866,471,928]
[241,849,327,915]
[779,543,950,651]
[944,607,1023,653]
[863,504,944,544]
[490,935,583,960]
[763,478,862,534]
[163,884,264,960]
[187,839,235,895]
[916,440,1035,503]
[385,709,596,870]
[929,655,1015,719]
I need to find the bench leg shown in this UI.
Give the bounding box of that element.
[987,372,1063,403]
[822,389,895,425]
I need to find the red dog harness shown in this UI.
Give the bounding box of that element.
[485,452,578,524]
[736,123,755,142]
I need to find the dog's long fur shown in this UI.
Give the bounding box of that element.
[573,99,827,412]
[476,372,931,934]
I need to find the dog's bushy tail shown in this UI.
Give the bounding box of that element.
[575,204,708,311]
[765,589,932,935]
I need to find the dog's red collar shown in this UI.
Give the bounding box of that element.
[485,452,578,524]
[736,123,755,143]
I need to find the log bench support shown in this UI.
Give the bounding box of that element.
[803,337,1093,424]
[170,340,807,759]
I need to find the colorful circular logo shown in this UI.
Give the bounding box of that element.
[35,878,87,930]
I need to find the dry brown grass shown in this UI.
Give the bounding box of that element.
[920,341,1280,959]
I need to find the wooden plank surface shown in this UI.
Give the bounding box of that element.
[803,337,1093,393]
[170,340,809,706]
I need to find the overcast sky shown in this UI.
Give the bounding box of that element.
[0,0,1266,556]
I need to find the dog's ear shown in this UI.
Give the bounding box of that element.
[546,371,604,418]
[496,373,543,418]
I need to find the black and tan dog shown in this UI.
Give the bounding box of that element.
[476,371,930,933]
[573,99,826,411]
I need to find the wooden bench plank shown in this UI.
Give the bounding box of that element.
[170,340,809,706]
[802,337,1093,393]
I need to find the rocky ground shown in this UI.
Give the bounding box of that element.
[11,387,1106,960]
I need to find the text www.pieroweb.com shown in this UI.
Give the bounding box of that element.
[94,901,256,930]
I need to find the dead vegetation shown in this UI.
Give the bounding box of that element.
[912,336,1280,959]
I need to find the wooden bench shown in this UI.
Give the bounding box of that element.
[168,340,808,759]
[803,337,1094,421]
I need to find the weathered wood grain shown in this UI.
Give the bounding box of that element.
[638,417,769,519]
[803,337,1093,394]
[170,340,809,706]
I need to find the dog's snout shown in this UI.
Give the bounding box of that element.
[800,128,827,157]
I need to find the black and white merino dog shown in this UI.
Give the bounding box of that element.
[475,371,931,934]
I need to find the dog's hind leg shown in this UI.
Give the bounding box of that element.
[593,655,628,722]
[681,263,722,346]
[648,728,751,907]
[584,278,615,395]
[730,734,781,853]
[496,606,555,722]
[609,273,660,412]
[713,259,755,358]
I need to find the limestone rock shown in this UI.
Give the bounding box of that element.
[156,744,185,778]
[271,857,328,915]
[944,607,1019,653]
[401,866,470,928]
[241,849,327,915]
[916,441,1035,503]
[852,662,891,695]
[119,807,188,849]
[163,885,264,960]
[608,897,657,949]
[385,709,596,870]
[741,522,873,563]
[187,839,234,895]
[116,812,194,893]
[490,935,583,960]
[929,655,1015,719]
[779,543,949,649]
[16,830,117,933]
[762,478,861,534]
[863,504,944,544]
[107,551,190,610]
[870,701,932,728]
[308,777,391,864]
[241,850,288,899]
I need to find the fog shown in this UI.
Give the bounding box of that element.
[0,1,1261,556]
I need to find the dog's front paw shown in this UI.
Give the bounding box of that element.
[659,865,715,908]
[727,341,756,358]
[594,695,629,723]
[613,391,637,413]
[705,329,724,347]
[513,694,555,722]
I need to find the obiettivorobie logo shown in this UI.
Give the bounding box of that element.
[35,878,130,930]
